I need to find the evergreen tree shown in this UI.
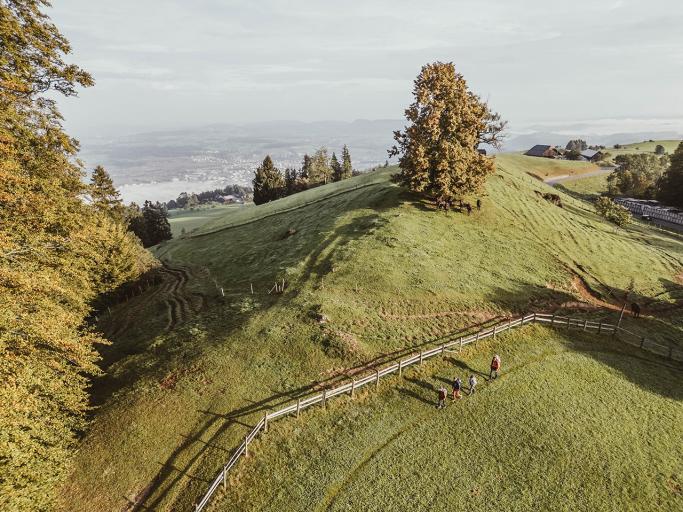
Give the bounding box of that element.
[309,147,332,185]
[142,201,172,246]
[284,167,298,195]
[90,165,124,220]
[0,2,151,509]
[252,155,285,205]
[341,145,353,180]
[389,62,506,205]
[331,152,343,182]
[300,154,312,179]
[658,141,683,207]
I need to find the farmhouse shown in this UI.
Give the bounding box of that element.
[580,149,603,162]
[525,145,560,158]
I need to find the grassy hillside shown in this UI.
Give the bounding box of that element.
[610,139,681,156]
[168,204,244,237]
[59,154,683,512]
[506,153,599,180]
[219,325,683,511]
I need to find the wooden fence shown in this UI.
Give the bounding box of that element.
[193,312,682,511]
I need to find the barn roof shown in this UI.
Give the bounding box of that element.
[581,149,599,159]
[525,145,554,157]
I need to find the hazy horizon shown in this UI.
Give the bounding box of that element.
[50,0,683,140]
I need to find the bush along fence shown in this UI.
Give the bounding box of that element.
[193,311,682,511]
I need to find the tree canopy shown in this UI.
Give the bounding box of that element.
[0,2,151,509]
[607,153,669,198]
[658,141,683,207]
[389,62,505,204]
[253,155,285,205]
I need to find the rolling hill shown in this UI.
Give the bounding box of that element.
[59,152,683,511]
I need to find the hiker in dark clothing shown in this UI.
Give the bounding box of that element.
[452,376,462,400]
[476,199,481,211]
[437,385,447,409]
[465,203,472,215]
[631,302,641,319]
[489,354,501,380]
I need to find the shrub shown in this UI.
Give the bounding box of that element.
[595,197,632,226]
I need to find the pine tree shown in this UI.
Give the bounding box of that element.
[252,155,285,205]
[142,201,172,246]
[309,147,332,185]
[658,141,683,207]
[341,145,353,180]
[331,152,343,182]
[389,62,506,206]
[90,165,125,220]
[300,154,312,183]
[284,168,298,195]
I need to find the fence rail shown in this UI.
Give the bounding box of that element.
[194,312,681,511]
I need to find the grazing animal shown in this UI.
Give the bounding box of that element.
[630,302,641,319]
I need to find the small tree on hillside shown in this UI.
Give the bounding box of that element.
[341,145,353,180]
[566,139,588,152]
[90,166,125,220]
[658,141,683,207]
[595,196,632,227]
[309,147,332,185]
[252,155,285,205]
[389,61,506,206]
[331,152,343,182]
[655,144,666,155]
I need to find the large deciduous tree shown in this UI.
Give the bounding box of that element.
[309,147,332,185]
[658,141,683,207]
[0,1,152,509]
[607,153,669,198]
[389,62,506,205]
[252,155,285,204]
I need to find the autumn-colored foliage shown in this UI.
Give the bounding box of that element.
[390,62,505,205]
[0,1,153,509]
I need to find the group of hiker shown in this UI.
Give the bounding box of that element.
[437,354,500,409]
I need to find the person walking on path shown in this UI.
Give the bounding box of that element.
[489,354,501,380]
[437,385,447,409]
[476,198,481,211]
[452,376,462,400]
[468,374,477,395]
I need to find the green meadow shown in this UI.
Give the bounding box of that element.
[60,152,683,511]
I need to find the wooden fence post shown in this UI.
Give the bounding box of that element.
[296,398,301,418]
[263,413,268,433]
[476,331,480,343]
[493,325,497,339]
[419,351,424,364]
[375,369,380,389]
[223,466,227,491]
[250,283,254,294]
[441,344,446,357]
[351,379,355,398]
[244,435,249,457]
[322,389,327,408]
[551,313,556,326]
[398,360,403,377]
[508,318,512,331]
[583,319,588,331]
[567,317,571,330]
[459,336,463,352]
[598,321,602,334]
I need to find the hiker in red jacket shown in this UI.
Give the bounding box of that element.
[489,354,501,380]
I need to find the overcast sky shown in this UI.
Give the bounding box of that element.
[50,0,683,138]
